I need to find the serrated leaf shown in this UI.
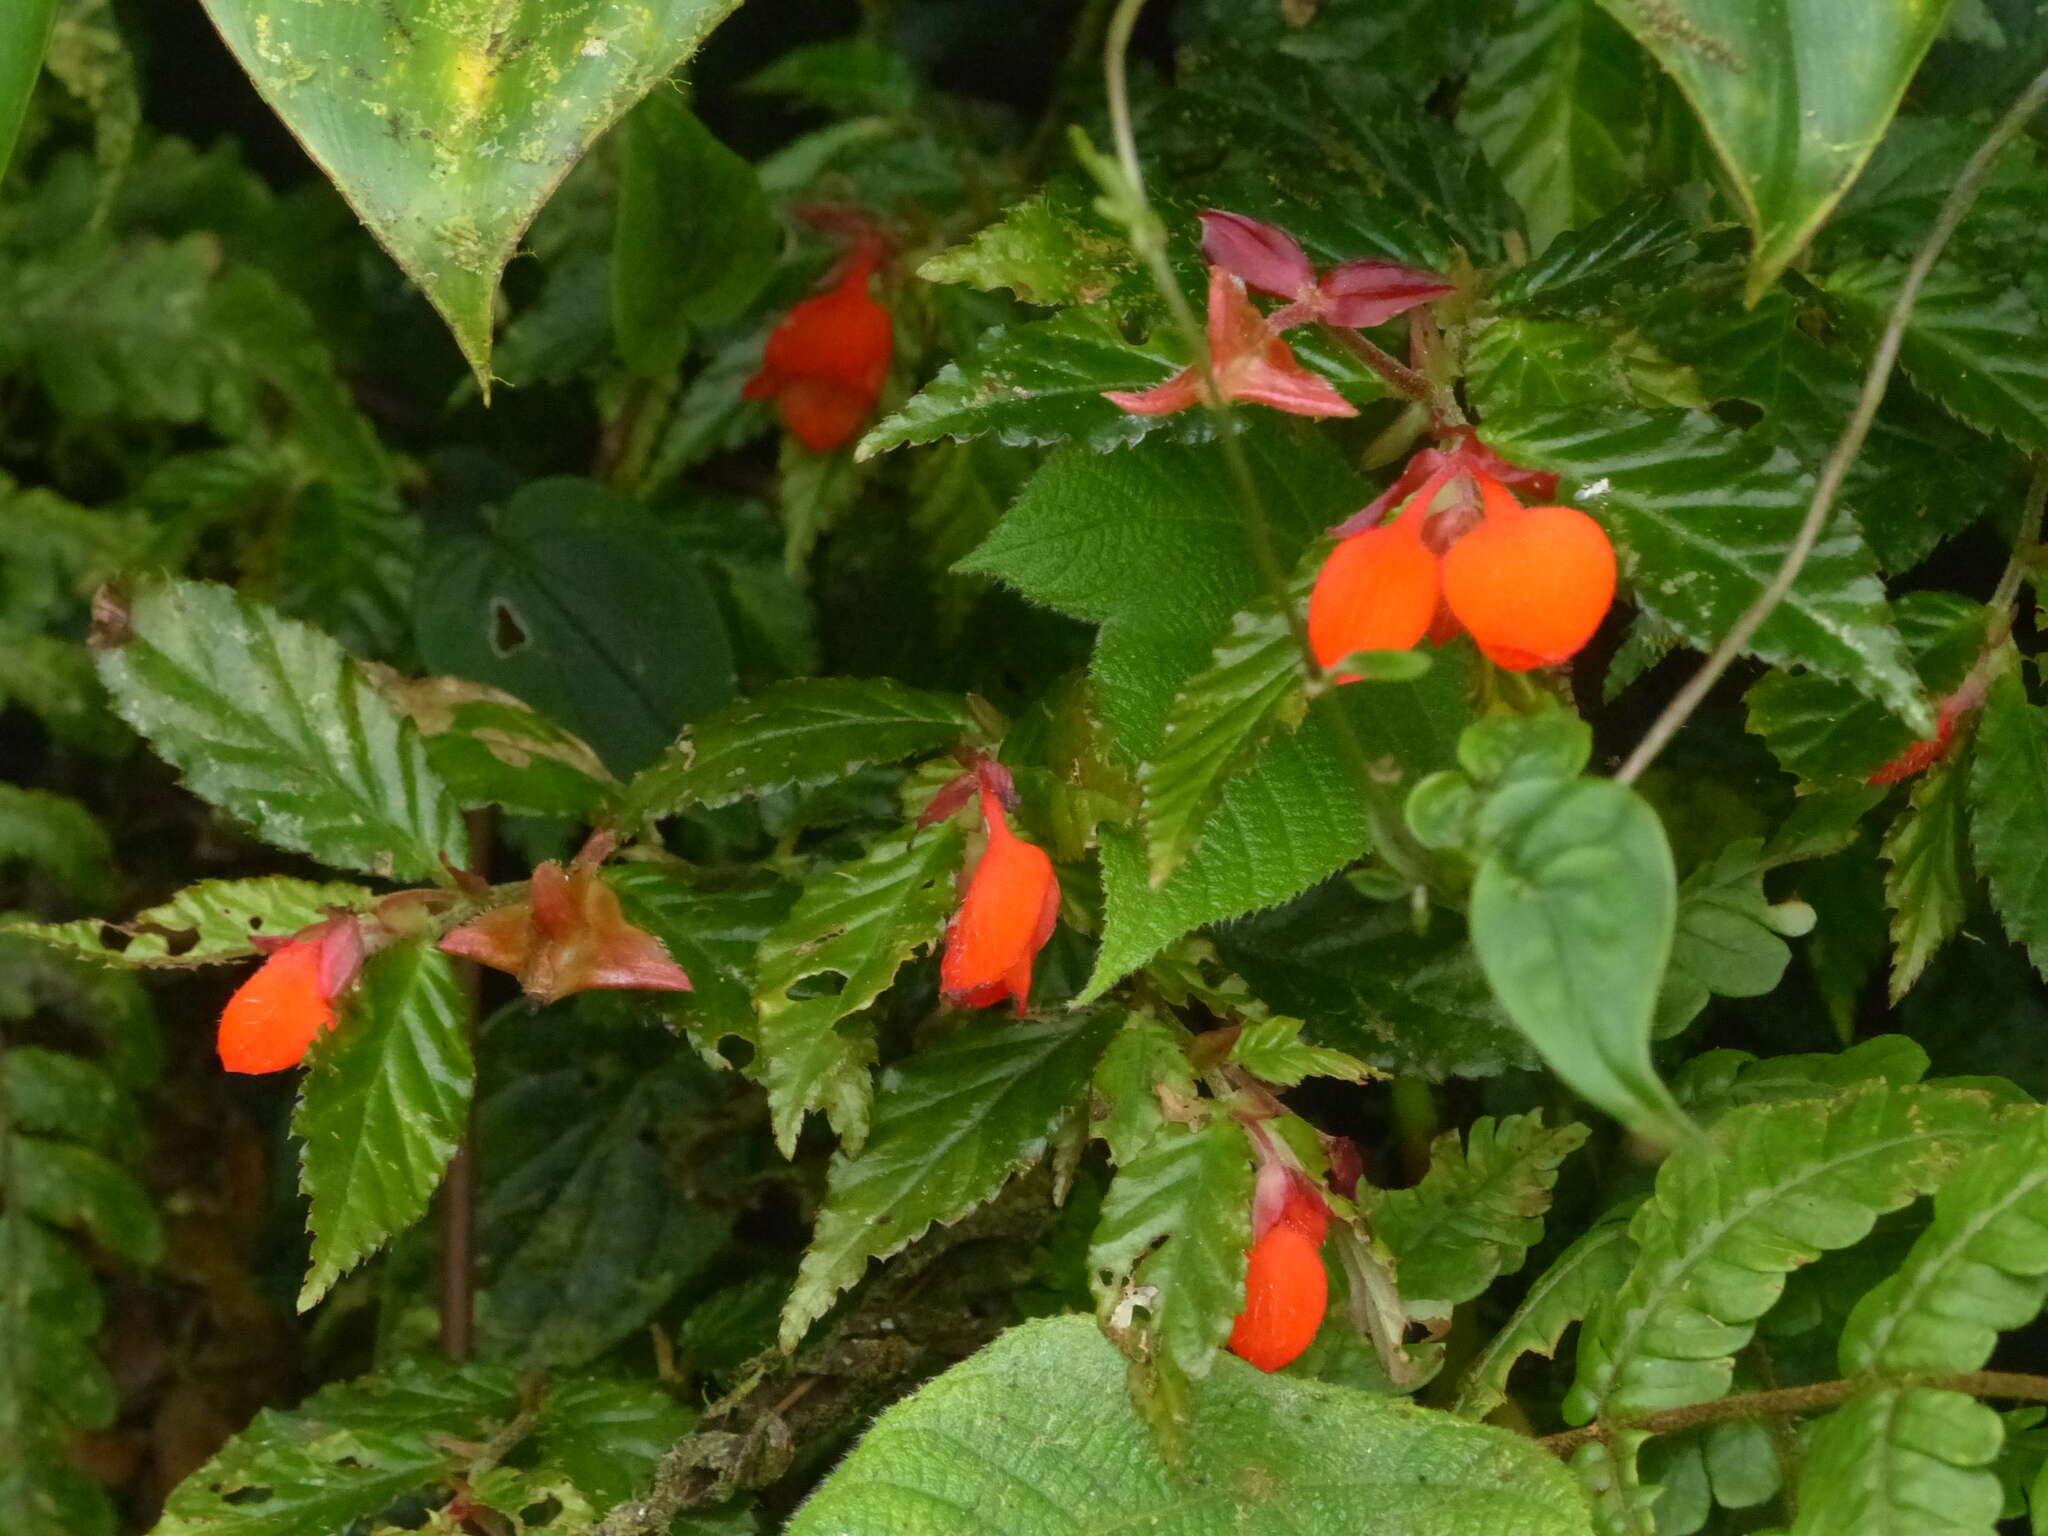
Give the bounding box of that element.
[97,578,465,881]
[195,0,741,389]
[1748,591,1988,789]
[621,678,974,822]
[1597,0,1951,300]
[372,672,615,820]
[1840,1109,2048,1376]
[1088,1118,1254,1392]
[1368,1112,1590,1318]
[918,185,1136,308]
[1226,1015,1372,1088]
[1884,755,1972,1002]
[1460,0,1650,248]
[1790,1388,2004,1536]
[0,785,110,904]
[1482,407,1929,732]
[790,1314,1594,1536]
[857,308,1201,460]
[11,877,374,968]
[1470,776,1683,1132]
[1969,667,2048,976]
[1454,1216,1636,1420]
[1830,261,2048,453]
[1140,574,1313,889]
[779,1011,1117,1350]
[603,863,796,1053]
[752,826,965,1157]
[1672,1034,1932,1120]
[1491,203,1695,314]
[1569,1083,2000,1423]
[294,939,472,1310]
[1093,1013,1197,1167]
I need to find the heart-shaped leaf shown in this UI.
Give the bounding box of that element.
[197,0,743,390]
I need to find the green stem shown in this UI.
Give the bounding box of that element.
[1614,59,2048,786]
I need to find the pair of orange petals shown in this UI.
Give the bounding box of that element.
[1309,492,1616,674]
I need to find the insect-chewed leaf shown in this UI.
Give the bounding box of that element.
[294,939,472,1311]
[11,877,375,969]
[779,1010,1118,1351]
[789,1315,1594,1536]
[96,578,466,882]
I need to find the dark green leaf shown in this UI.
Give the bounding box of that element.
[6,1048,139,1151]
[98,577,466,881]
[611,91,775,376]
[1970,667,2048,976]
[415,477,735,776]
[1884,755,1972,1001]
[1597,0,1949,299]
[0,785,110,904]
[294,939,472,1309]
[751,826,966,1157]
[14,1138,161,1264]
[1491,203,1694,314]
[373,673,616,820]
[1481,408,1929,733]
[12,876,375,968]
[1470,776,1683,1131]
[1367,1111,1590,1317]
[790,1315,1594,1535]
[620,677,974,822]
[780,1010,1118,1349]
[604,863,796,1053]
[0,0,54,182]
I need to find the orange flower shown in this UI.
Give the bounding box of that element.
[440,861,691,1006]
[1310,465,1615,676]
[1104,267,1356,421]
[939,788,1059,1012]
[1228,1166,1331,1372]
[218,918,364,1074]
[743,247,893,452]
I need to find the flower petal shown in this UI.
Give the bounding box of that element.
[1103,367,1206,416]
[1199,209,1315,300]
[1317,259,1454,328]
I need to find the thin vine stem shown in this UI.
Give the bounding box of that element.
[1099,0,1438,886]
[1536,1369,2048,1457]
[1615,59,2048,787]
[1987,454,2048,633]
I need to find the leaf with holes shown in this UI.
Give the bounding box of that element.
[780,1010,1117,1350]
[195,0,742,389]
[294,939,472,1310]
[95,578,466,882]
[12,878,375,968]
[1598,0,1950,300]
[751,825,966,1158]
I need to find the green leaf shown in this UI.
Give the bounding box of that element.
[918,185,1137,309]
[194,0,741,389]
[1789,1388,2005,1536]
[1470,776,1683,1132]
[743,37,916,117]
[751,826,966,1157]
[1366,1111,1591,1318]
[475,1007,727,1368]
[1970,667,2048,975]
[1454,1216,1637,1420]
[1460,0,1649,248]
[1088,1119,1254,1393]
[1840,1109,2048,1376]
[857,308,1200,460]
[415,477,735,776]
[611,90,775,376]
[97,578,466,882]
[7,1048,139,1151]
[11,877,374,968]
[620,677,975,822]
[789,1314,1594,1535]
[1748,591,1987,788]
[1568,1082,2000,1422]
[1484,407,1929,730]
[779,1010,1117,1350]
[1226,1015,1372,1088]
[1491,203,1695,314]
[14,1138,161,1265]
[1093,1013,1197,1167]
[294,939,472,1310]
[1597,0,1951,300]
[0,0,54,181]
[1829,261,2048,453]
[1659,837,1819,1030]
[1139,571,1313,889]
[1466,316,1650,415]
[0,785,110,904]
[604,863,796,1054]
[1884,755,1972,1002]
[372,673,616,821]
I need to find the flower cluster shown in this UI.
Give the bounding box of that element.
[1104,210,1450,422]
[1228,1163,1332,1372]
[745,237,894,453]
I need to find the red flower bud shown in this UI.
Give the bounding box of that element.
[218,918,365,1074]
[1315,258,1456,330]
[743,250,893,452]
[940,789,1059,1012]
[1104,267,1355,421]
[1229,1164,1332,1373]
[440,862,691,1006]
[1198,209,1452,331]
[1199,209,1315,301]
[1440,477,1616,671]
